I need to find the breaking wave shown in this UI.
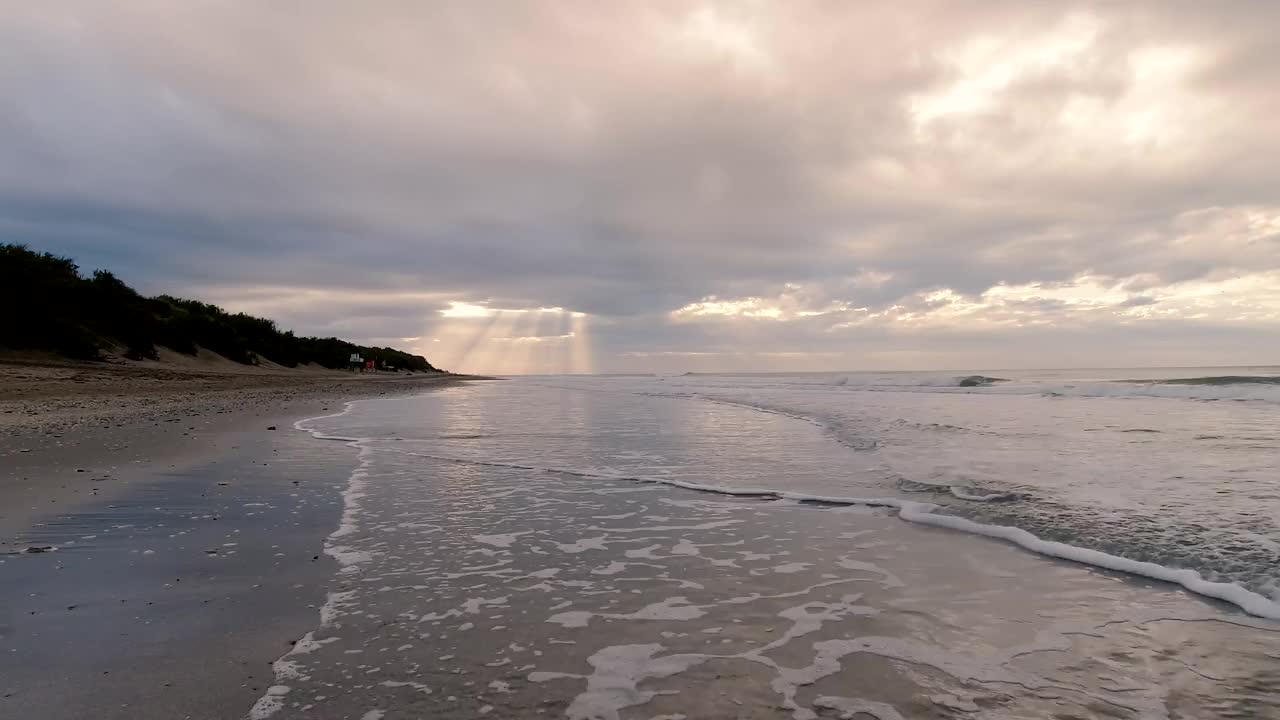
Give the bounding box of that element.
[955,375,1008,387]
[1139,375,1280,386]
[826,374,1008,388]
[662,371,1280,403]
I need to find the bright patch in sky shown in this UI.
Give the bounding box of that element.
[440,302,495,318]
[672,297,785,320]
[910,12,1102,129]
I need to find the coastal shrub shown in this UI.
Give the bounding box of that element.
[0,243,440,372]
[0,244,102,358]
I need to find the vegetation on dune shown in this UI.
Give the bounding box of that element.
[0,243,440,372]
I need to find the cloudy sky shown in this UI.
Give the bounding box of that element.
[4,2,1279,374]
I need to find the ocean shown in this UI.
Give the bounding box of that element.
[261,367,1280,718]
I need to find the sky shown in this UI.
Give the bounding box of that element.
[3,2,1279,374]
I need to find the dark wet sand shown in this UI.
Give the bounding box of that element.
[0,424,349,719]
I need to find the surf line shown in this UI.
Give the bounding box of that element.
[386,446,1280,621]
[248,401,378,720]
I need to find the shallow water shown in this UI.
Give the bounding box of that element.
[253,376,1280,718]
[318,371,1280,611]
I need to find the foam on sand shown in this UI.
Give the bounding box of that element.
[813,696,904,720]
[947,485,1014,502]
[247,402,380,718]
[529,644,710,720]
[473,531,533,548]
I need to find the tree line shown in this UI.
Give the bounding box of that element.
[0,243,439,372]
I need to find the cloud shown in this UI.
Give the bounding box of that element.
[3,2,1280,372]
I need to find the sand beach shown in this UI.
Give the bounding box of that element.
[0,354,473,718]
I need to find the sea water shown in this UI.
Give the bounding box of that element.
[315,368,1280,615]
[255,368,1280,719]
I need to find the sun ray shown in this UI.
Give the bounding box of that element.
[485,311,529,375]
[555,311,573,375]
[569,312,594,375]
[451,310,506,371]
[511,310,553,375]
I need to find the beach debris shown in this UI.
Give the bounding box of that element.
[24,546,55,554]
[267,425,278,430]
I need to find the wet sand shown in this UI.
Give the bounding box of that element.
[0,359,478,719]
[0,424,352,719]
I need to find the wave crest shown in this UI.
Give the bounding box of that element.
[1150,375,1280,387]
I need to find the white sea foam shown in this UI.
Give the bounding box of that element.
[529,644,709,720]
[247,685,291,720]
[548,597,707,628]
[379,680,432,694]
[813,696,905,720]
[554,535,610,553]
[591,561,629,575]
[947,486,1013,502]
[473,531,532,548]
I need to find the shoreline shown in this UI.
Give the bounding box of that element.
[0,365,471,719]
[0,357,485,544]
